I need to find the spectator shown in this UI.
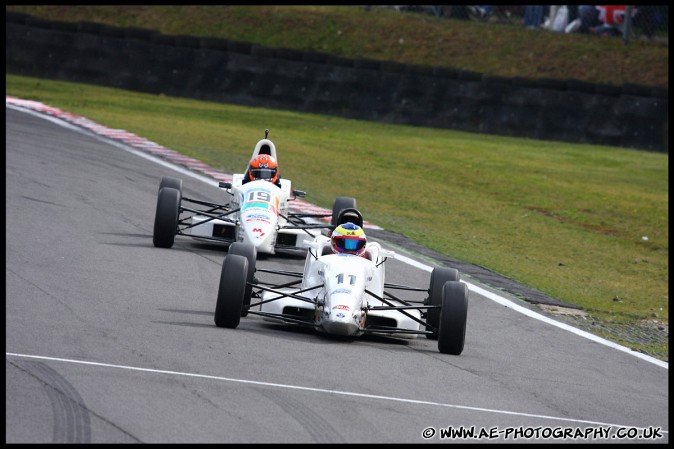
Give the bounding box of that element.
[551,5,571,32]
[480,5,495,18]
[542,5,559,30]
[567,5,580,22]
[524,5,546,28]
[592,5,637,37]
[467,5,494,20]
[562,5,582,32]
[578,5,601,34]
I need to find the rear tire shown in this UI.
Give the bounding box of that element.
[214,255,248,328]
[228,242,257,317]
[331,197,357,226]
[153,187,181,248]
[437,281,468,355]
[425,267,460,340]
[159,176,183,194]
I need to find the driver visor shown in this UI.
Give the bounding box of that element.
[335,236,365,252]
[251,168,276,180]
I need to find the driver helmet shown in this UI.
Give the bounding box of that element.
[331,222,367,256]
[248,154,279,184]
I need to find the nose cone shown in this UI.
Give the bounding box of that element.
[239,205,278,252]
[239,181,280,250]
[322,313,359,336]
[321,293,360,336]
[243,220,273,244]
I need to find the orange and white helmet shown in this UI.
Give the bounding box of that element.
[248,154,279,184]
[331,223,367,256]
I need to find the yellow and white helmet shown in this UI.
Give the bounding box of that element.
[331,222,367,256]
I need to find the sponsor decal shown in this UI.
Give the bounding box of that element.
[335,313,345,318]
[245,213,272,221]
[245,216,271,224]
[243,202,270,210]
[331,288,352,295]
[242,202,278,215]
[332,304,350,311]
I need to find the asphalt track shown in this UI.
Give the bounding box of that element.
[5,106,669,443]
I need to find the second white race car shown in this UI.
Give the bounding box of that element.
[153,130,354,254]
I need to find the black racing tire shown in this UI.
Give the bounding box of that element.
[214,254,248,328]
[159,176,183,194]
[153,187,181,248]
[331,197,357,226]
[425,267,460,340]
[438,281,468,355]
[227,242,257,317]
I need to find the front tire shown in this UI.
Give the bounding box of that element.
[214,254,248,328]
[425,267,460,340]
[228,242,257,317]
[437,281,468,355]
[153,187,181,248]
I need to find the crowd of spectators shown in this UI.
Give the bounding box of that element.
[539,5,636,37]
[372,5,666,41]
[539,5,666,40]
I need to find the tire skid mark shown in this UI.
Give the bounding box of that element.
[263,388,346,444]
[8,359,142,443]
[11,359,91,443]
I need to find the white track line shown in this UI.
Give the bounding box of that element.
[5,352,667,433]
[5,98,667,369]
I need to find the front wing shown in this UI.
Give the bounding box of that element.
[249,268,437,339]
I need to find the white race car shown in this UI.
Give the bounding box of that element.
[153,130,353,254]
[214,209,469,355]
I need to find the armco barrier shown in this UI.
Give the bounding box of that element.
[5,12,668,152]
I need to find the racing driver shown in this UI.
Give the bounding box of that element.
[242,154,282,188]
